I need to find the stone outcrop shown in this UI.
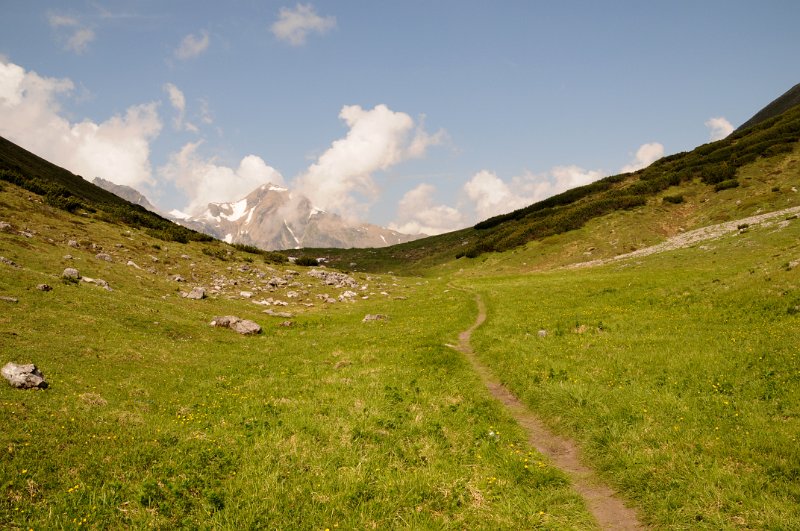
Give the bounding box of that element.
[210,315,262,335]
[2,362,48,389]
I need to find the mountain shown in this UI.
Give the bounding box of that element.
[0,135,211,244]
[176,184,421,250]
[92,177,162,215]
[737,82,800,132]
[307,87,800,273]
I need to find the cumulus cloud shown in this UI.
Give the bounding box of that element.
[620,142,664,173]
[463,165,606,221]
[705,116,734,141]
[174,30,209,60]
[159,141,284,214]
[389,184,465,236]
[464,170,528,220]
[294,104,444,219]
[271,3,336,46]
[162,82,198,132]
[47,12,95,54]
[0,60,161,189]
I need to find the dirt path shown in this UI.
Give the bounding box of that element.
[454,294,644,530]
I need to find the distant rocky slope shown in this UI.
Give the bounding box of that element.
[92,177,162,215]
[174,184,421,250]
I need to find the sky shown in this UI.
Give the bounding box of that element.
[1,1,798,235]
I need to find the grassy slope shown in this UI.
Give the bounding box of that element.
[456,203,800,528]
[312,105,800,275]
[0,182,594,529]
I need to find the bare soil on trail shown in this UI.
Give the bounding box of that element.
[455,295,645,530]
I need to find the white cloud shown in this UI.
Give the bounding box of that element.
[271,3,336,46]
[462,166,606,221]
[159,141,284,214]
[705,116,734,141]
[294,104,444,219]
[620,142,664,173]
[47,14,80,28]
[66,28,96,54]
[174,31,209,60]
[0,60,161,189]
[162,82,198,131]
[47,12,95,54]
[464,170,528,220]
[389,184,465,235]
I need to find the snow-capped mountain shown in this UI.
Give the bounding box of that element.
[174,183,421,250]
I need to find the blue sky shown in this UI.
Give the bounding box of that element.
[1,1,798,234]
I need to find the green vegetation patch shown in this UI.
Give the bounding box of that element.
[462,217,800,528]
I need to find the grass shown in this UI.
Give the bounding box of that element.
[0,182,594,529]
[460,214,800,528]
[2,129,800,527]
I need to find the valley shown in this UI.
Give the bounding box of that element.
[1,92,800,529]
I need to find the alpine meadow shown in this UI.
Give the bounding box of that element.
[1,81,799,529]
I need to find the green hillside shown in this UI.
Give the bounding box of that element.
[0,136,212,245]
[309,102,800,274]
[737,82,800,132]
[2,87,800,529]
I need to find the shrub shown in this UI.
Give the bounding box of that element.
[233,243,263,254]
[202,247,229,261]
[295,256,319,267]
[663,194,684,204]
[263,251,289,264]
[714,179,740,192]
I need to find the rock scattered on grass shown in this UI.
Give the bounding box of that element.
[62,267,81,280]
[362,314,388,323]
[210,315,262,335]
[0,221,12,232]
[1,256,19,267]
[279,321,293,327]
[0,296,18,303]
[170,274,185,282]
[127,260,141,269]
[82,277,112,291]
[2,362,48,389]
[68,240,80,248]
[95,253,112,262]
[538,329,548,338]
[37,284,52,292]
[185,287,206,300]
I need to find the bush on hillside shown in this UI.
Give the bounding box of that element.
[663,194,685,204]
[295,256,319,267]
[714,179,740,192]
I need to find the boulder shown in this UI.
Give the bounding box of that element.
[2,362,48,389]
[185,287,206,300]
[37,284,52,292]
[62,267,81,280]
[82,277,112,291]
[210,315,262,335]
[231,319,262,335]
